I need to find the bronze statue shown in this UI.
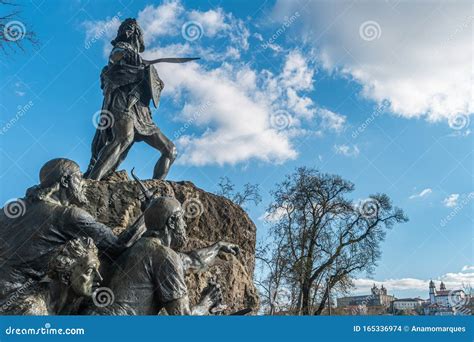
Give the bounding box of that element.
[93,196,239,315]
[0,158,145,307]
[0,18,254,317]
[1,237,102,315]
[84,18,197,180]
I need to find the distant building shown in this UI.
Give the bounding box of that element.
[391,298,424,311]
[337,284,395,309]
[424,280,469,316]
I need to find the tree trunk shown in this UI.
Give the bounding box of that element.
[301,281,311,315]
[294,287,303,315]
[314,285,329,315]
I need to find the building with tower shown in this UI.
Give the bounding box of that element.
[425,280,468,315]
[337,284,395,310]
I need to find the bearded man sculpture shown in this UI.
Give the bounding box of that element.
[84,18,196,181]
[0,158,145,307]
[91,196,240,315]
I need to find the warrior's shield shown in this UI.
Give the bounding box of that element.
[147,65,164,108]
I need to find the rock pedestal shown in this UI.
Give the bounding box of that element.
[82,171,259,314]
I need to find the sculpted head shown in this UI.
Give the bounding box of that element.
[48,237,102,297]
[145,197,187,249]
[37,158,87,205]
[112,18,145,52]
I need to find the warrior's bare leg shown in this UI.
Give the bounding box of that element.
[141,130,177,180]
[87,118,135,180]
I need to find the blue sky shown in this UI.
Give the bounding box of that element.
[0,0,472,299]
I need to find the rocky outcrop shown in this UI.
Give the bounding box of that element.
[82,171,259,314]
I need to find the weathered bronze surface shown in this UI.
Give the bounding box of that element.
[0,18,257,316]
[84,18,196,181]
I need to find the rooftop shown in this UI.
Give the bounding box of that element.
[393,298,424,302]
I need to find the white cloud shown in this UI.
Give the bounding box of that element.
[253,32,264,41]
[138,1,184,44]
[353,266,474,295]
[318,108,346,133]
[188,8,229,37]
[409,188,433,199]
[334,144,360,157]
[353,277,427,292]
[266,42,284,53]
[272,1,474,123]
[151,59,298,166]
[82,14,122,55]
[82,1,342,166]
[281,50,314,91]
[140,44,323,166]
[83,1,184,55]
[441,270,474,286]
[259,207,287,222]
[286,88,315,119]
[443,193,460,207]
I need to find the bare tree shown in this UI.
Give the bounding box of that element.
[263,167,408,315]
[216,176,262,208]
[0,0,38,53]
[254,239,292,314]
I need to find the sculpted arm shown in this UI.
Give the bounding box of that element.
[179,241,239,274]
[109,47,126,64]
[69,208,145,256]
[153,249,222,315]
[109,46,144,69]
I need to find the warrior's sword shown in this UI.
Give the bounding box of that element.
[142,57,200,65]
[131,167,155,201]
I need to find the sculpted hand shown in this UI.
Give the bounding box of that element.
[199,281,223,314]
[218,242,240,256]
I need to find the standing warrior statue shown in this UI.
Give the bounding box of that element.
[84,18,197,180]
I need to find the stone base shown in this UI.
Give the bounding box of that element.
[82,171,259,314]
